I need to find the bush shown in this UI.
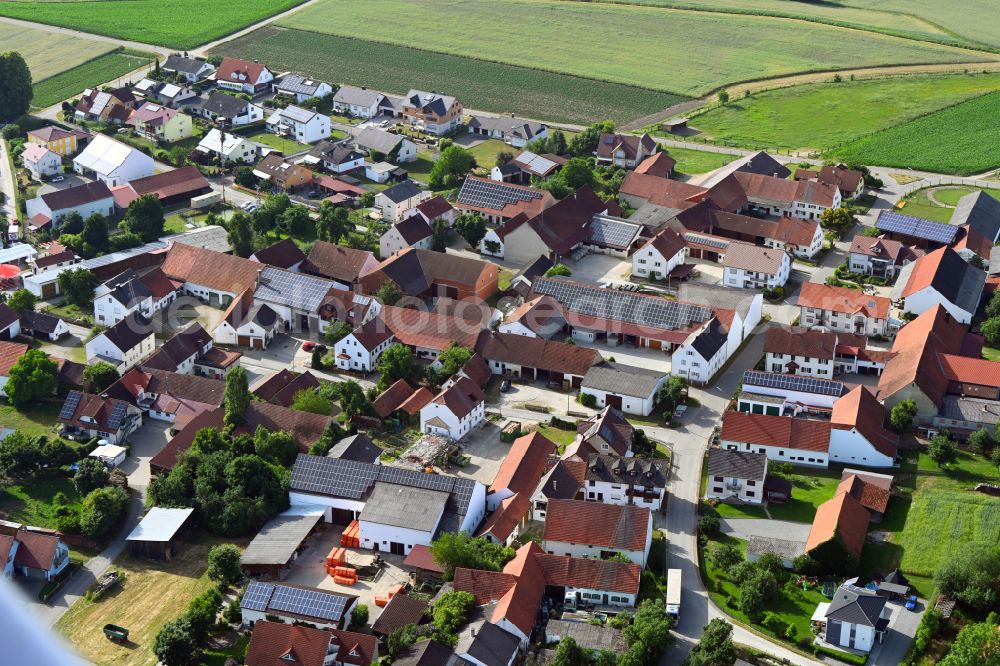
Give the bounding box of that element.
[350,603,369,630]
[154,617,195,666]
[698,515,720,537]
[578,392,597,408]
[207,544,243,585]
[74,457,110,495]
[80,486,129,539]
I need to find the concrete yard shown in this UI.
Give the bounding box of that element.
[719,517,813,544]
[450,421,508,486]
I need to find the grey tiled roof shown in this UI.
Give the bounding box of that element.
[706,448,767,481]
[582,363,666,399]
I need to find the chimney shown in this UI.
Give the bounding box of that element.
[552,480,557,491]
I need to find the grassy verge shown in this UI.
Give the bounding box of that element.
[901,186,1000,222]
[32,50,154,109]
[667,146,737,175]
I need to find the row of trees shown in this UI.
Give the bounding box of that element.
[56,195,165,259]
[375,341,472,393]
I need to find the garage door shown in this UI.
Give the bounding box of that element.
[238,335,250,347]
[42,282,57,299]
[607,394,623,409]
[648,339,662,351]
[328,508,355,525]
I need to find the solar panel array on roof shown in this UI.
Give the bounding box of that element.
[269,585,348,622]
[684,233,730,250]
[876,211,958,244]
[59,392,82,420]
[458,178,542,211]
[256,267,337,311]
[280,105,316,123]
[278,75,322,95]
[106,402,129,431]
[742,370,844,397]
[242,581,274,611]
[533,277,712,331]
[589,215,641,250]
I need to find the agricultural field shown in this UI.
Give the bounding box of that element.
[830,91,1000,175]
[667,146,736,176]
[0,23,116,82]
[900,186,1000,223]
[32,50,153,109]
[278,0,992,98]
[898,491,1000,577]
[213,27,686,125]
[688,72,1000,151]
[0,0,306,50]
[839,0,1000,50]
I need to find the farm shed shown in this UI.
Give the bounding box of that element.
[125,507,194,559]
[241,506,324,577]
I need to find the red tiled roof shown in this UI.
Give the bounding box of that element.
[302,241,375,284]
[764,325,837,360]
[217,57,269,84]
[837,473,891,515]
[954,224,993,260]
[457,175,554,219]
[430,375,484,419]
[381,305,484,352]
[635,151,676,178]
[0,341,29,376]
[543,499,650,552]
[402,544,444,573]
[938,353,1000,389]
[848,236,918,264]
[12,529,60,571]
[477,332,601,378]
[642,228,686,261]
[805,491,870,560]
[534,552,641,595]
[399,387,433,416]
[372,379,416,418]
[331,629,377,666]
[619,172,706,206]
[0,534,14,572]
[819,165,864,195]
[161,243,259,295]
[831,386,898,459]
[734,171,838,207]
[721,242,786,274]
[721,411,832,452]
[140,267,182,299]
[416,195,453,220]
[797,282,890,319]
[489,432,556,496]
[774,216,820,248]
[477,491,531,543]
[245,621,332,666]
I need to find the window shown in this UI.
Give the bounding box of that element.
[713,486,723,494]
[746,491,755,498]
[713,476,723,482]
[746,480,755,486]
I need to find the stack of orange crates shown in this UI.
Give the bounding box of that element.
[375,584,405,607]
[325,547,347,572]
[332,565,358,586]
[339,521,360,548]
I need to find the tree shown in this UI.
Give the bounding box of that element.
[154,617,196,666]
[377,343,417,388]
[934,544,1000,610]
[929,431,958,467]
[431,218,450,252]
[121,194,165,242]
[986,291,1000,320]
[698,514,720,537]
[57,268,99,308]
[982,317,1000,346]
[569,121,614,157]
[253,193,291,236]
[226,210,255,257]
[889,399,917,432]
[185,587,223,642]
[436,343,472,379]
[317,201,351,243]
[495,151,514,167]
[224,366,250,425]
[253,427,298,467]
[941,620,1000,666]
[453,213,486,249]
[80,485,129,539]
[80,213,110,256]
[59,211,84,235]
[623,600,674,661]
[969,427,996,454]
[291,389,333,416]
[687,618,737,666]
[42,438,77,468]
[83,361,120,393]
[0,430,41,478]
[324,320,353,346]
[207,543,243,584]
[548,130,568,155]
[429,145,476,189]
[717,90,730,106]
[429,532,516,581]
[0,52,33,122]
[280,205,311,238]
[820,206,854,231]
[330,380,369,418]
[375,280,403,306]
[661,375,687,406]
[6,288,34,312]
[5,349,57,408]
[559,157,595,190]
[110,231,143,252]
[74,457,110,495]
[386,624,420,658]
[710,543,742,571]
[544,263,572,277]
[234,165,259,188]
[350,603,369,630]
[550,637,587,666]
[738,582,765,622]
[432,590,475,633]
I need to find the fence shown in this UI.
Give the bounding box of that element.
[896,177,999,197]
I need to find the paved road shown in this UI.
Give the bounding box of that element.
[0,139,17,225]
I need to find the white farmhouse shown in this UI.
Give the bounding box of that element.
[334,318,395,372]
[720,410,832,467]
[632,228,686,280]
[379,214,433,259]
[21,144,62,180]
[195,128,257,164]
[265,105,331,144]
[419,376,485,441]
[332,85,386,119]
[891,246,985,324]
[542,499,653,567]
[85,312,156,373]
[705,448,768,505]
[722,243,790,290]
[73,134,154,187]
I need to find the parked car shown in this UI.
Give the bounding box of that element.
[905,595,918,610]
[378,120,389,128]
[500,379,511,393]
[50,174,65,183]
[303,342,327,352]
[242,201,258,213]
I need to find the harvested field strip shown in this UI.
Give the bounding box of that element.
[0,0,307,50]
[32,50,153,109]
[279,0,995,96]
[212,27,687,125]
[0,22,115,82]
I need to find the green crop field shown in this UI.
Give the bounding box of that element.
[0,23,116,82]
[213,27,686,125]
[278,0,992,97]
[0,0,306,50]
[32,50,153,109]
[830,91,1000,175]
[839,0,1000,50]
[898,491,1000,577]
[688,72,1000,151]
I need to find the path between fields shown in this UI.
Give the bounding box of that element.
[0,15,170,57]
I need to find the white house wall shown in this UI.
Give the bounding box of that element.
[828,429,894,468]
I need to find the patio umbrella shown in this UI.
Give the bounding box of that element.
[0,264,20,280]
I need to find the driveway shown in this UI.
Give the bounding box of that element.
[869,599,923,666]
[569,253,631,283]
[36,173,89,195]
[719,518,811,544]
[452,422,507,485]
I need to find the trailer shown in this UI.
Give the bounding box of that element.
[665,569,682,619]
[103,624,129,643]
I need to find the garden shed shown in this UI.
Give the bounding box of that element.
[125,507,195,559]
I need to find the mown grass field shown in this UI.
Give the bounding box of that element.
[689,72,1000,151]
[277,0,991,97]
[668,146,736,175]
[838,0,1000,50]
[0,23,116,82]
[0,0,306,50]
[830,91,1000,175]
[32,50,153,109]
[901,186,1000,222]
[213,27,687,125]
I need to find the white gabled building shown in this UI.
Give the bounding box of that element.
[828,386,897,468]
[542,499,653,567]
[85,312,156,373]
[195,128,257,164]
[671,317,733,386]
[332,85,385,119]
[579,363,667,417]
[632,228,686,280]
[581,455,668,512]
[797,283,893,338]
[722,243,790,290]
[419,376,485,441]
[705,448,768,505]
[265,105,331,144]
[73,134,154,187]
[890,246,985,325]
[334,319,395,373]
[721,410,832,468]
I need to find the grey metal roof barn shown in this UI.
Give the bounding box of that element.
[126,507,194,542]
[254,267,338,312]
[240,507,324,569]
[358,482,449,533]
[582,363,666,398]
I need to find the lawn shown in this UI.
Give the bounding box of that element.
[467,139,515,170]
[0,0,307,50]
[213,27,686,126]
[32,50,154,109]
[202,634,250,666]
[244,131,311,154]
[536,425,579,454]
[829,91,1000,176]
[668,146,737,176]
[767,468,843,523]
[0,475,83,529]
[55,537,233,666]
[0,402,62,439]
[278,0,989,97]
[900,187,1000,222]
[404,152,437,185]
[690,72,1000,151]
[0,22,116,83]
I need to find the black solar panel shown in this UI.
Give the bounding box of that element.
[59,392,82,420]
[242,581,274,611]
[106,402,128,431]
[270,585,349,622]
[590,216,640,249]
[458,178,542,211]
[742,370,844,397]
[876,211,958,244]
[684,233,729,250]
[534,277,712,331]
[290,456,378,499]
